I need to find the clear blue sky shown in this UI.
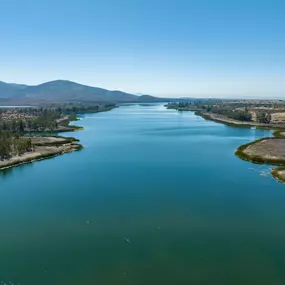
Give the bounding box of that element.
[0,0,284,97]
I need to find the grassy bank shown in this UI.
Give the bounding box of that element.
[235,137,285,183]
[235,138,285,166]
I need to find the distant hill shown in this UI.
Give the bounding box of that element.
[137,95,160,101]
[0,80,166,103]
[0,81,28,98]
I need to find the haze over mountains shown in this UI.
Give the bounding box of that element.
[0,80,163,104]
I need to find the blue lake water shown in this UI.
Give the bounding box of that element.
[0,103,285,285]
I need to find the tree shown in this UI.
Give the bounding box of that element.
[19,119,25,132]
[256,112,271,123]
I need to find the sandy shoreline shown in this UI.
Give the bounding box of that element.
[0,136,82,171]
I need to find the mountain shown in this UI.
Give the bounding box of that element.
[137,95,162,101]
[0,81,28,98]
[0,80,165,103]
[21,80,139,102]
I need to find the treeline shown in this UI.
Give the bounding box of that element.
[256,112,272,123]
[167,100,220,110]
[167,102,252,121]
[0,108,61,132]
[167,102,197,110]
[0,104,116,132]
[207,106,252,122]
[0,103,115,160]
[168,101,274,123]
[0,113,58,132]
[0,131,32,160]
[54,103,115,114]
[205,105,272,123]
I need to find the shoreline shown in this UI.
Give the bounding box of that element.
[0,136,83,171]
[0,145,82,171]
[0,105,116,172]
[203,112,285,183]
[197,111,285,130]
[235,137,285,183]
[174,108,285,184]
[0,113,84,171]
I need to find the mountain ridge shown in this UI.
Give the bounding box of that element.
[0,80,163,103]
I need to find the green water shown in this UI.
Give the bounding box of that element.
[1,104,285,285]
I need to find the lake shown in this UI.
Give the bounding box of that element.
[1,103,285,285]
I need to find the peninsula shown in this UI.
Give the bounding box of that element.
[0,103,115,170]
[0,135,82,170]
